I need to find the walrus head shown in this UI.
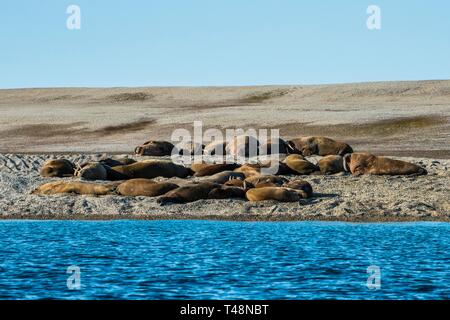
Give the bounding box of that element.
[134,141,175,156]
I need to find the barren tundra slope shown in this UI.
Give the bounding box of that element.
[1,80,449,157]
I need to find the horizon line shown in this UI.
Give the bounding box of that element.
[1,79,449,91]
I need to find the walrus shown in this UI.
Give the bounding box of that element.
[245,175,288,188]
[110,160,192,179]
[203,141,227,156]
[317,155,345,174]
[343,153,428,176]
[99,157,136,167]
[246,187,300,202]
[134,140,174,156]
[207,185,247,199]
[39,159,75,177]
[192,163,241,177]
[31,181,116,196]
[201,171,246,184]
[75,162,108,181]
[259,160,296,175]
[258,138,291,155]
[283,154,318,175]
[287,136,353,156]
[157,182,220,204]
[283,180,313,198]
[226,135,260,157]
[233,164,262,177]
[116,179,178,197]
[234,161,294,177]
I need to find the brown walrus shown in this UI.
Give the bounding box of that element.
[317,155,345,175]
[157,182,220,204]
[99,157,136,167]
[246,187,300,202]
[31,181,116,196]
[201,171,246,184]
[287,136,353,156]
[259,160,295,175]
[134,140,174,156]
[111,160,192,179]
[258,138,291,155]
[343,153,428,176]
[233,163,262,177]
[39,159,75,178]
[116,179,178,197]
[283,180,313,198]
[226,135,260,157]
[207,185,247,199]
[245,175,288,188]
[233,161,291,177]
[283,154,318,175]
[192,163,241,177]
[75,162,108,181]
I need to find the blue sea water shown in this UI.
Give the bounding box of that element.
[0,220,449,300]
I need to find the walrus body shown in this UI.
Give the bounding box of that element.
[233,164,262,177]
[245,175,288,188]
[39,159,75,178]
[258,138,291,155]
[344,153,427,176]
[288,136,353,156]
[207,186,246,199]
[246,187,300,202]
[157,182,220,204]
[226,135,260,157]
[202,171,245,184]
[116,179,178,197]
[233,162,290,177]
[283,154,318,175]
[134,140,174,156]
[32,181,115,196]
[317,155,345,174]
[283,180,313,198]
[99,157,136,167]
[192,163,241,177]
[111,160,192,179]
[75,162,108,181]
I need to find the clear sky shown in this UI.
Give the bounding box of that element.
[1,0,449,88]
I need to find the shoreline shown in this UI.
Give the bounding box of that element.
[1,213,450,223]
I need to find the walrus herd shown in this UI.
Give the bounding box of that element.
[33,135,427,204]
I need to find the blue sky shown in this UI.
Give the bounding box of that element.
[1,0,449,88]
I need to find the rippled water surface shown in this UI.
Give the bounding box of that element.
[0,220,449,299]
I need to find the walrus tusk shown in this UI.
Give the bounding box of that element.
[286,141,296,153]
[343,154,351,172]
[73,163,81,175]
[134,146,142,155]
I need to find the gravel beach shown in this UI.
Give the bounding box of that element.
[0,153,448,221]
